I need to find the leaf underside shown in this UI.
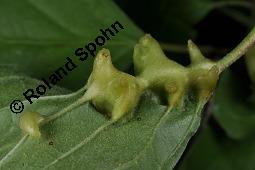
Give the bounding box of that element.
[0,74,204,170]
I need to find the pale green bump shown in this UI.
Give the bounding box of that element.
[133,35,220,109]
[83,48,146,121]
[133,34,183,77]
[84,36,221,120]
[133,34,189,109]
[187,40,220,101]
[188,40,206,64]
[19,111,44,139]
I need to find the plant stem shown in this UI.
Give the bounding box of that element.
[217,26,255,73]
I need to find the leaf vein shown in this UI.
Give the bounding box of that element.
[0,135,28,168]
[113,108,172,170]
[41,120,114,170]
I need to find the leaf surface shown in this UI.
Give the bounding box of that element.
[0,74,206,170]
[0,0,143,90]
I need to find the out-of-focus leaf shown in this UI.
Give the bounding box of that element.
[159,0,212,25]
[246,47,255,83]
[178,126,255,170]
[0,0,143,90]
[246,47,255,102]
[213,70,255,140]
[155,0,213,42]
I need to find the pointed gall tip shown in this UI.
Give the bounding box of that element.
[187,39,196,49]
[139,34,153,45]
[98,48,111,58]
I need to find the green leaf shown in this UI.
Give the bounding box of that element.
[178,126,255,170]
[159,0,212,25]
[0,74,206,169]
[0,65,69,108]
[213,70,255,140]
[0,0,143,90]
[154,0,213,42]
[0,67,70,165]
